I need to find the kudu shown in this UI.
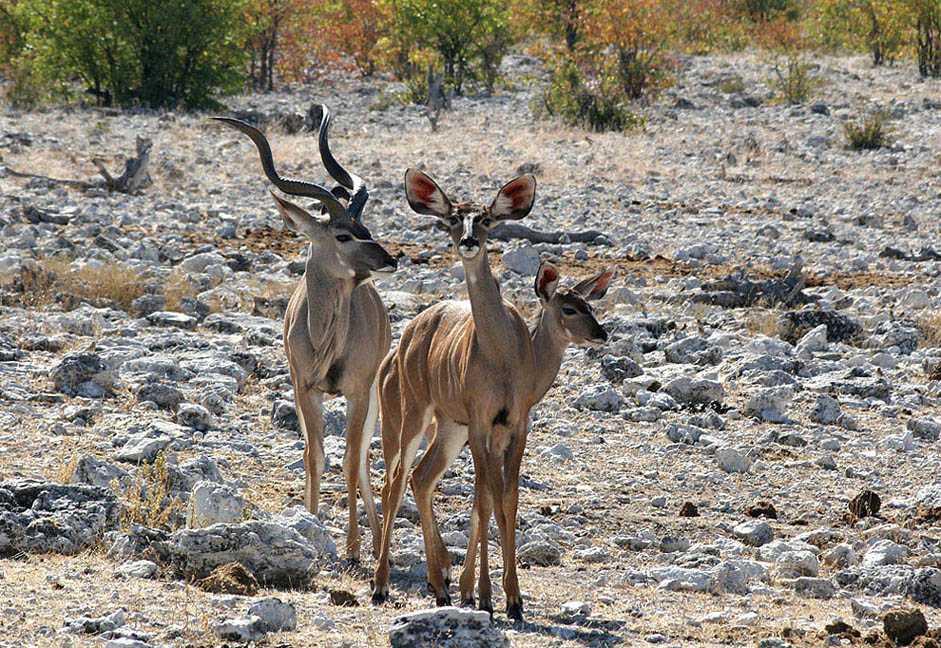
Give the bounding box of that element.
[371,169,614,619]
[214,107,397,561]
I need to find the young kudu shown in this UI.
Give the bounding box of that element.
[371,170,614,619]
[214,107,396,561]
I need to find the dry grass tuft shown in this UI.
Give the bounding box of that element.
[919,312,941,348]
[4,257,146,310]
[744,306,782,337]
[115,451,184,531]
[162,268,198,312]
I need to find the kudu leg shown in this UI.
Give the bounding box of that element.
[411,418,467,605]
[459,497,479,607]
[372,405,430,603]
[291,372,325,515]
[466,428,494,615]
[343,380,380,562]
[500,429,527,621]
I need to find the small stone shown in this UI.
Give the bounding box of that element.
[574,385,624,413]
[791,577,835,598]
[862,539,903,567]
[809,394,841,425]
[518,540,562,566]
[501,245,541,276]
[560,600,591,616]
[188,481,244,527]
[147,311,197,330]
[679,502,699,517]
[733,520,773,547]
[883,608,928,646]
[214,615,266,642]
[248,598,296,632]
[716,447,750,473]
[114,560,157,579]
[389,607,509,648]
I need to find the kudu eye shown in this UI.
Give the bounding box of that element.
[448,216,459,226]
[562,305,577,315]
[335,234,352,243]
[481,217,493,227]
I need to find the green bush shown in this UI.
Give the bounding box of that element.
[14,0,247,109]
[913,0,941,76]
[539,61,646,132]
[387,0,513,94]
[843,104,894,148]
[816,0,908,65]
[769,56,818,103]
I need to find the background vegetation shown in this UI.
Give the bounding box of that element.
[1,0,940,128]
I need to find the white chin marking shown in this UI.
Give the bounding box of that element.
[459,247,479,259]
[585,338,605,348]
[370,268,395,280]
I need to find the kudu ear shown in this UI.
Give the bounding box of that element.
[574,267,616,301]
[270,190,326,234]
[534,261,559,303]
[405,169,452,217]
[491,174,536,221]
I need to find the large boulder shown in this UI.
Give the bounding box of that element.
[834,566,941,607]
[0,480,121,556]
[109,513,336,587]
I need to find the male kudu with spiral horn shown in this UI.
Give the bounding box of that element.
[214,107,396,561]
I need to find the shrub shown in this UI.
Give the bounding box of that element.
[15,0,248,109]
[319,0,390,77]
[669,0,751,54]
[843,104,894,148]
[579,0,673,100]
[387,0,513,94]
[540,60,646,131]
[912,0,941,76]
[737,0,799,21]
[769,55,818,103]
[816,0,909,65]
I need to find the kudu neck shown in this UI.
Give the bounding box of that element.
[461,249,519,360]
[529,308,569,403]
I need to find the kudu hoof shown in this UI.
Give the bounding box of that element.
[506,601,524,622]
[459,596,475,609]
[371,589,389,605]
[478,597,493,616]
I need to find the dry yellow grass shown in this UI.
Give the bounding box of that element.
[4,257,146,310]
[919,312,941,348]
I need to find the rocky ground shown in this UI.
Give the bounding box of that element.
[1,51,941,648]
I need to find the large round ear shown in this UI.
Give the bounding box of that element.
[573,267,616,301]
[491,174,536,221]
[270,190,325,234]
[404,168,452,217]
[534,261,559,303]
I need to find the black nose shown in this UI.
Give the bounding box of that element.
[595,325,608,342]
[459,236,479,248]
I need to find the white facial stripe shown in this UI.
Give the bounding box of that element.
[463,213,475,240]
